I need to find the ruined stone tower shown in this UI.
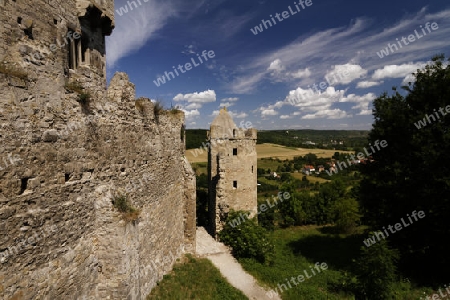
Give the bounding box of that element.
[208,108,257,235]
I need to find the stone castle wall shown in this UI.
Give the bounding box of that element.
[0,1,196,299]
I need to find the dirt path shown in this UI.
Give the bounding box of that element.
[195,227,281,300]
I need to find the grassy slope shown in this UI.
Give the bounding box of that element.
[239,226,357,300]
[239,226,429,300]
[147,254,248,300]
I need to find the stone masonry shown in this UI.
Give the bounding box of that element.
[208,108,257,236]
[0,0,196,299]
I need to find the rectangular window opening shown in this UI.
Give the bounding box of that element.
[233,181,237,189]
[233,148,237,156]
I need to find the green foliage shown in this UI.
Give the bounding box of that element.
[77,92,91,105]
[278,184,307,226]
[359,55,450,283]
[185,129,208,149]
[277,178,353,227]
[112,193,140,222]
[147,254,247,300]
[219,210,274,265]
[257,198,276,230]
[354,239,400,300]
[331,197,361,234]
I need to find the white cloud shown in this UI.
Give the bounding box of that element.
[340,93,376,115]
[340,93,377,103]
[358,110,372,115]
[290,68,311,79]
[183,109,200,118]
[325,64,368,85]
[261,109,278,117]
[219,102,235,108]
[267,59,285,72]
[302,109,351,120]
[185,103,202,110]
[173,90,216,103]
[285,86,346,112]
[280,115,292,119]
[401,73,416,85]
[356,81,383,88]
[221,97,239,102]
[372,62,426,79]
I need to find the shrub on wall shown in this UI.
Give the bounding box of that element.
[112,193,140,222]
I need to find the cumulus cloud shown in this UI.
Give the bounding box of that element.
[173,90,216,103]
[184,109,200,118]
[280,115,292,119]
[290,68,311,79]
[356,81,383,88]
[340,93,376,115]
[285,86,346,112]
[261,108,278,117]
[372,62,426,79]
[267,59,285,72]
[173,90,216,119]
[325,64,368,85]
[302,109,351,120]
[185,103,202,110]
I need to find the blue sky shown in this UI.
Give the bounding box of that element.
[106,0,450,130]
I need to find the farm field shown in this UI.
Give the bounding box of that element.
[186,143,353,163]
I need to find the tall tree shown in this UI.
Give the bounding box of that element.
[359,55,450,284]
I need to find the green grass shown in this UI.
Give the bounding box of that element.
[257,158,285,170]
[237,225,429,300]
[147,254,248,300]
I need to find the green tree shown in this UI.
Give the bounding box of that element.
[359,55,450,283]
[354,239,399,300]
[219,210,274,265]
[331,197,361,234]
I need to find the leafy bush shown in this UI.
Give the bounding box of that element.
[331,197,361,234]
[219,210,274,265]
[354,239,400,299]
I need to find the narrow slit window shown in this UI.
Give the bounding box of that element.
[233,181,237,189]
[233,148,237,156]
